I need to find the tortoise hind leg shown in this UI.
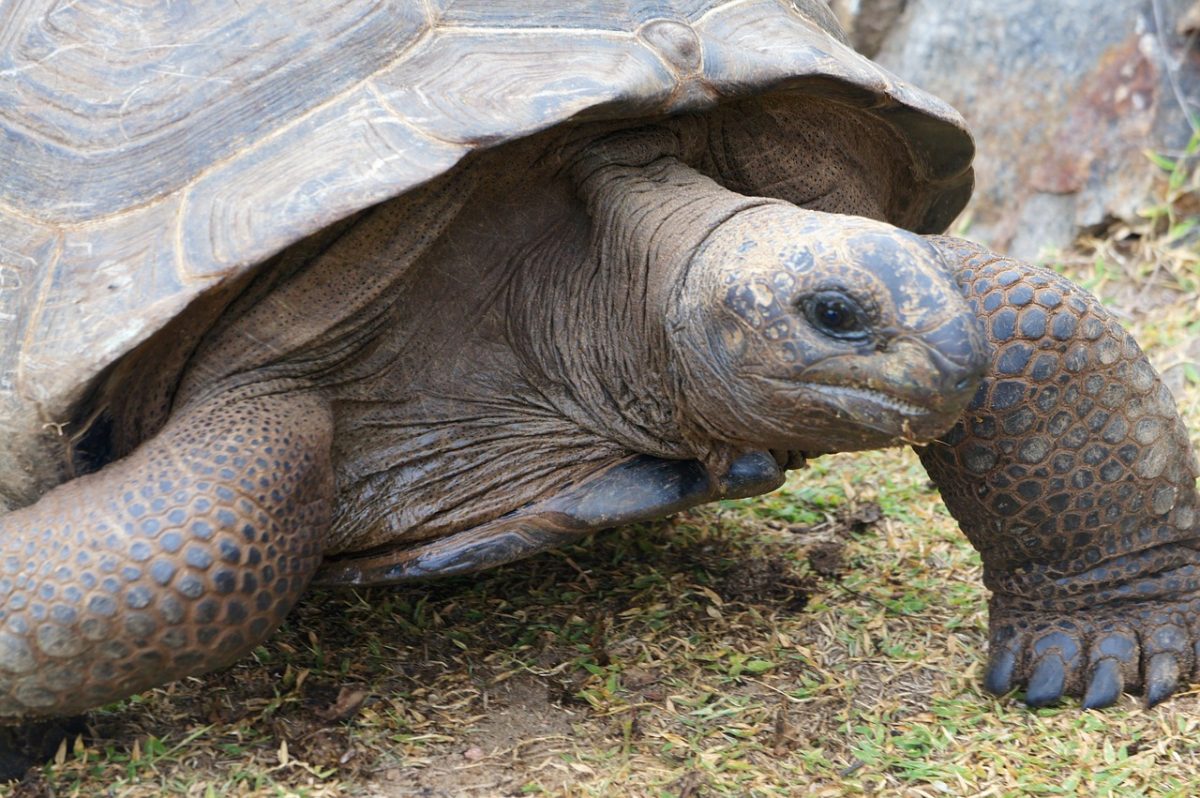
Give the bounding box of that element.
[918,236,1200,708]
[316,451,785,586]
[0,391,334,721]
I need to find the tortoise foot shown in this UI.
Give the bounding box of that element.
[0,715,87,782]
[920,237,1200,711]
[984,596,1200,709]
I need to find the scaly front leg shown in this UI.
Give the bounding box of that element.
[920,236,1200,708]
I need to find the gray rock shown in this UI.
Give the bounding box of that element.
[826,0,907,57]
[849,0,1199,259]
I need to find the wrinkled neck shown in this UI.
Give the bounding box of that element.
[506,150,768,462]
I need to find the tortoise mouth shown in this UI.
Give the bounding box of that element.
[774,379,961,444]
[798,383,929,418]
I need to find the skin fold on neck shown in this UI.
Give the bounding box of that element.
[318,141,772,553]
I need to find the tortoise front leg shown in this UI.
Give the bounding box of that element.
[919,236,1200,708]
[0,390,333,720]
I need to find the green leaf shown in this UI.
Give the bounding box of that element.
[1145,149,1177,172]
[1168,219,1197,241]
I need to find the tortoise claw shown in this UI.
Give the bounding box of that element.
[1021,629,1084,707]
[1145,653,1181,708]
[982,609,1200,710]
[983,642,1017,696]
[1024,654,1067,708]
[1082,629,1137,709]
[1143,622,1189,708]
[1082,659,1123,710]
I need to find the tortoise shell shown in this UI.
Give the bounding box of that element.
[0,0,972,508]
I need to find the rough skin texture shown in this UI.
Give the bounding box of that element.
[921,236,1200,709]
[0,392,332,717]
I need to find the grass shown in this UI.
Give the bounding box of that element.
[5,156,1199,798]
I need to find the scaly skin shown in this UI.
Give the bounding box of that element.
[921,236,1200,708]
[0,391,332,717]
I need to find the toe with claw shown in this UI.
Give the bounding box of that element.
[983,602,1200,709]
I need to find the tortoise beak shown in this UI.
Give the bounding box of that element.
[785,312,988,446]
[866,312,988,440]
[894,313,989,414]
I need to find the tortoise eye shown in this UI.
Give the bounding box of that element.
[801,291,871,341]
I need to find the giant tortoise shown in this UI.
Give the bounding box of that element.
[0,0,1197,767]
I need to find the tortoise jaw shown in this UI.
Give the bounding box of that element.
[763,328,986,446]
[759,376,957,447]
[790,322,988,445]
[800,383,929,418]
[790,380,963,444]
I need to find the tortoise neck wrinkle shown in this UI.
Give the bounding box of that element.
[507,154,768,463]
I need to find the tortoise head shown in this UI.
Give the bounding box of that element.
[668,205,987,454]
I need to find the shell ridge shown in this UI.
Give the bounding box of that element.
[363,79,479,150]
[694,0,765,27]
[14,232,63,399]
